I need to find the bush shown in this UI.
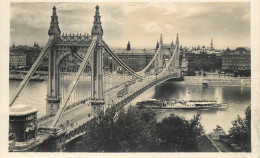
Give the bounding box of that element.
[187,69,196,76]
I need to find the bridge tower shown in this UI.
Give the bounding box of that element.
[175,34,180,69]
[155,39,159,50]
[91,5,104,100]
[91,5,105,111]
[156,34,164,74]
[46,6,61,116]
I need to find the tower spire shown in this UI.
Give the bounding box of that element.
[210,38,214,50]
[91,5,103,36]
[156,39,159,50]
[160,34,163,45]
[171,39,174,46]
[127,41,131,51]
[48,6,61,37]
[176,34,179,46]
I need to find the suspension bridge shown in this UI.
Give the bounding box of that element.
[9,5,182,152]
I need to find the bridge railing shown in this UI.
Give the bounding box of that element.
[38,114,53,123]
[40,72,180,144]
[65,116,96,143]
[114,72,179,108]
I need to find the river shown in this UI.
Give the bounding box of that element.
[9,80,251,133]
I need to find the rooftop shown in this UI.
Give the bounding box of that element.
[235,47,247,51]
[113,48,155,54]
[10,104,38,116]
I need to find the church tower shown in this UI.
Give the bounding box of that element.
[127,41,131,51]
[210,38,214,50]
[197,45,201,50]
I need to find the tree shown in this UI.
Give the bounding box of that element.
[189,113,204,136]
[213,125,226,135]
[218,70,221,78]
[82,106,159,152]
[81,107,118,152]
[198,71,202,76]
[228,106,251,152]
[78,107,204,152]
[156,114,203,152]
[115,106,158,151]
[187,69,196,76]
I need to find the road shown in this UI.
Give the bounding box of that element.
[38,74,159,133]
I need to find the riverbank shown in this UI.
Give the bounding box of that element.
[9,73,48,81]
[184,76,250,87]
[9,70,251,87]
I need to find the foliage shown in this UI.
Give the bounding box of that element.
[234,70,251,77]
[186,69,196,76]
[115,106,158,151]
[80,106,204,152]
[189,113,204,136]
[156,114,203,152]
[81,107,117,152]
[228,106,251,152]
[82,106,158,152]
[213,125,226,135]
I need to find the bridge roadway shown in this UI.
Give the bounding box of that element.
[35,72,179,146]
[37,74,153,128]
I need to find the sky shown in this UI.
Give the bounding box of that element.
[10,2,250,49]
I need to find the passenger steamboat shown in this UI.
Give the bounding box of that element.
[137,99,228,110]
[9,74,46,81]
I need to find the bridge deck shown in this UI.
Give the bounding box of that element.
[39,72,179,127]
[34,72,180,148]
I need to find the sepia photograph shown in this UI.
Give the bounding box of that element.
[1,0,260,157]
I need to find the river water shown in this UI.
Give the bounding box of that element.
[9,80,251,133]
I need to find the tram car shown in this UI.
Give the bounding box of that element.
[117,85,129,98]
[126,79,136,87]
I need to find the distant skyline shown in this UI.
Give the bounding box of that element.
[10,2,250,49]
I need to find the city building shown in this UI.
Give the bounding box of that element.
[179,39,226,75]
[182,52,222,72]
[107,41,155,72]
[105,36,178,73]
[9,43,42,69]
[9,51,27,69]
[222,47,251,76]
